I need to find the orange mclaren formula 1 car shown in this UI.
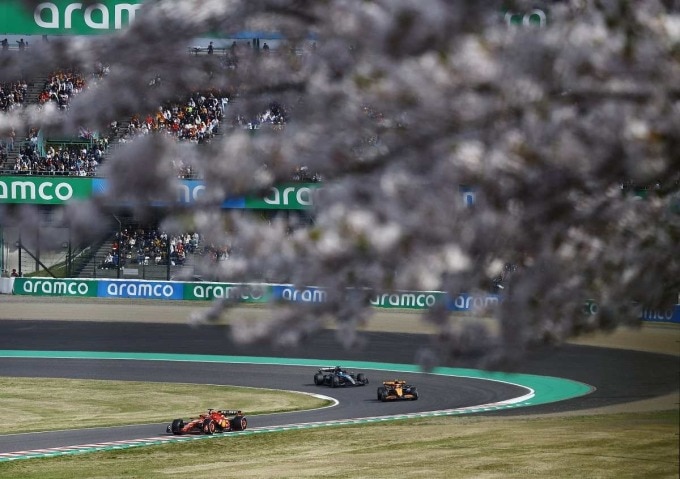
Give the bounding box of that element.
[167,409,248,435]
[377,380,419,401]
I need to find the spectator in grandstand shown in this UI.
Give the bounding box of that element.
[4,127,15,152]
[100,252,116,269]
[10,269,19,277]
[1,39,8,51]
[16,39,26,51]
[28,127,38,147]
[208,42,214,55]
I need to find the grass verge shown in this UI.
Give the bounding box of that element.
[0,411,677,478]
[0,377,331,433]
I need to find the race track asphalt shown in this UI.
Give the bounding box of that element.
[0,319,677,454]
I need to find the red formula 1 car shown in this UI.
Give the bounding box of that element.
[167,409,248,435]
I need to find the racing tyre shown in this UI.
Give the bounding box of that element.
[203,419,216,435]
[231,416,248,431]
[331,375,340,388]
[314,373,324,386]
[356,373,367,385]
[170,419,184,435]
[377,387,386,401]
[411,389,419,400]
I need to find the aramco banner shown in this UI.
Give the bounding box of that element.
[0,176,93,204]
[12,277,98,297]
[184,282,271,302]
[1,177,477,209]
[0,1,548,36]
[0,1,143,35]
[0,176,319,209]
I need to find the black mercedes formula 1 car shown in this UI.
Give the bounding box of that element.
[313,366,369,387]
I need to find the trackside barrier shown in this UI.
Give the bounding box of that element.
[0,277,14,294]
[7,277,680,323]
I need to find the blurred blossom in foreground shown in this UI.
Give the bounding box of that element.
[0,0,678,370]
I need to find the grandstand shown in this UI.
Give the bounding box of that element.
[0,208,211,281]
[0,16,319,280]
[74,222,204,281]
[0,57,218,278]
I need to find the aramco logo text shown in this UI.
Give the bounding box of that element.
[34,2,142,30]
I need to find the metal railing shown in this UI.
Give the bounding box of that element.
[83,251,197,281]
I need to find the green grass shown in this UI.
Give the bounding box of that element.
[0,377,331,433]
[0,411,677,478]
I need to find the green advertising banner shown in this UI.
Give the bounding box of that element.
[0,2,548,37]
[0,0,143,35]
[0,176,93,204]
[183,282,272,302]
[0,177,318,208]
[13,278,98,297]
[244,184,322,210]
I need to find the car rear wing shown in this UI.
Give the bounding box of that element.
[223,410,243,415]
[318,367,340,372]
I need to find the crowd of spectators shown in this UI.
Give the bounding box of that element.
[0,67,113,173]
[113,91,227,178]
[101,228,200,270]
[0,82,25,165]
[0,62,319,182]
[12,139,106,176]
[201,242,232,262]
[0,80,26,112]
[38,70,86,110]
[125,92,225,144]
[292,165,321,183]
[231,101,287,130]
